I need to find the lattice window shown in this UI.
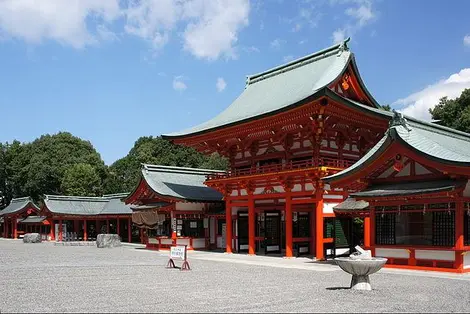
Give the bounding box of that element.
[432,211,455,246]
[375,213,396,245]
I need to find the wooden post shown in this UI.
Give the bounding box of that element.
[59,219,63,241]
[285,195,293,257]
[74,220,79,234]
[117,217,120,237]
[455,201,464,271]
[13,216,18,239]
[106,219,110,234]
[248,195,255,255]
[128,218,132,243]
[315,188,324,260]
[84,219,88,241]
[363,216,371,248]
[225,200,233,253]
[50,219,55,241]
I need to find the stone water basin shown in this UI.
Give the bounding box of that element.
[334,257,388,291]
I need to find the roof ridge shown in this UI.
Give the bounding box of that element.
[142,164,225,174]
[246,38,350,85]
[102,193,129,198]
[45,195,109,202]
[405,116,470,141]
[10,196,32,203]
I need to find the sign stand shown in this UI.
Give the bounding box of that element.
[166,245,191,271]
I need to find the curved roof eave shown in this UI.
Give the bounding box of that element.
[348,55,381,109]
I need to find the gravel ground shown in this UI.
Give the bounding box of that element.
[0,239,469,313]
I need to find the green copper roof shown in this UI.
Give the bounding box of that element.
[334,198,369,211]
[324,111,470,183]
[139,164,223,202]
[43,193,132,216]
[164,39,376,138]
[19,216,47,224]
[351,179,466,198]
[0,197,39,216]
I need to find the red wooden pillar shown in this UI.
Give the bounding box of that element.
[285,195,293,257]
[96,219,101,234]
[13,216,18,239]
[248,195,255,255]
[225,200,233,253]
[315,188,324,260]
[370,205,376,256]
[455,201,464,271]
[117,217,120,237]
[3,218,6,238]
[106,219,110,234]
[74,220,79,233]
[50,219,55,241]
[363,216,371,248]
[59,219,63,241]
[83,219,88,241]
[128,218,132,243]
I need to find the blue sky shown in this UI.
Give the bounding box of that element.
[0,0,469,165]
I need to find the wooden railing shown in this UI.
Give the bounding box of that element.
[206,157,355,180]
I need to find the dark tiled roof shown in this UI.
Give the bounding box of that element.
[0,197,39,216]
[20,216,47,223]
[350,179,466,198]
[43,193,132,216]
[138,164,223,202]
[334,198,369,211]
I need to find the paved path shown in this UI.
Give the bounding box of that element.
[1,239,469,313]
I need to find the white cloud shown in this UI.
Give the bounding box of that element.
[330,0,378,44]
[283,55,294,63]
[173,76,187,92]
[242,46,260,53]
[464,35,470,47]
[332,28,347,44]
[0,0,250,61]
[270,38,286,49]
[182,0,250,60]
[216,77,226,92]
[0,0,121,48]
[394,68,470,120]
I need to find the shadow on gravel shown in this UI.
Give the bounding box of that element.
[326,287,350,290]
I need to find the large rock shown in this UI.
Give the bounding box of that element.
[96,234,121,248]
[23,233,42,243]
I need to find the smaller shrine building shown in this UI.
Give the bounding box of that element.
[324,112,470,273]
[125,164,225,251]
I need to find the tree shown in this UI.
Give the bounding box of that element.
[61,163,102,196]
[380,104,392,112]
[429,89,470,133]
[105,136,228,194]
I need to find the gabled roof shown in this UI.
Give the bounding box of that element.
[163,38,379,139]
[0,197,39,216]
[128,164,223,203]
[20,216,48,224]
[323,111,470,183]
[43,193,132,216]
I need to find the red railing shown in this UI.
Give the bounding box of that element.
[206,157,355,180]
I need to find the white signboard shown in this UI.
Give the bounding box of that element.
[170,246,186,260]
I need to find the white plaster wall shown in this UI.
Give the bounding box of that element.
[161,238,173,245]
[378,166,395,178]
[342,153,358,158]
[323,184,331,191]
[240,189,247,196]
[254,187,265,195]
[375,248,410,259]
[415,250,455,261]
[336,248,350,256]
[323,194,343,200]
[257,148,267,155]
[321,140,328,147]
[192,238,206,249]
[463,252,470,269]
[176,202,204,211]
[178,238,190,246]
[463,180,470,197]
[415,162,432,175]
[303,140,312,147]
[330,141,338,149]
[292,141,301,149]
[255,200,275,204]
[148,238,158,244]
[351,144,359,152]
[231,190,238,197]
[235,152,243,159]
[292,184,302,192]
[323,202,338,214]
[396,163,411,177]
[273,145,284,152]
[305,183,314,191]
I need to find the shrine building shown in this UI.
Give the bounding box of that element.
[161,37,470,273]
[124,164,225,251]
[1,194,138,243]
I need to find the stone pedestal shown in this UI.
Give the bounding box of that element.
[23,233,42,243]
[96,234,121,248]
[350,275,372,291]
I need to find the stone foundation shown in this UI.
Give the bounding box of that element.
[23,233,42,243]
[96,234,121,248]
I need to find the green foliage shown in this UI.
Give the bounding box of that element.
[429,88,470,133]
[104,136,228,194]
[61,163,102,196]
[380,104,392,112]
